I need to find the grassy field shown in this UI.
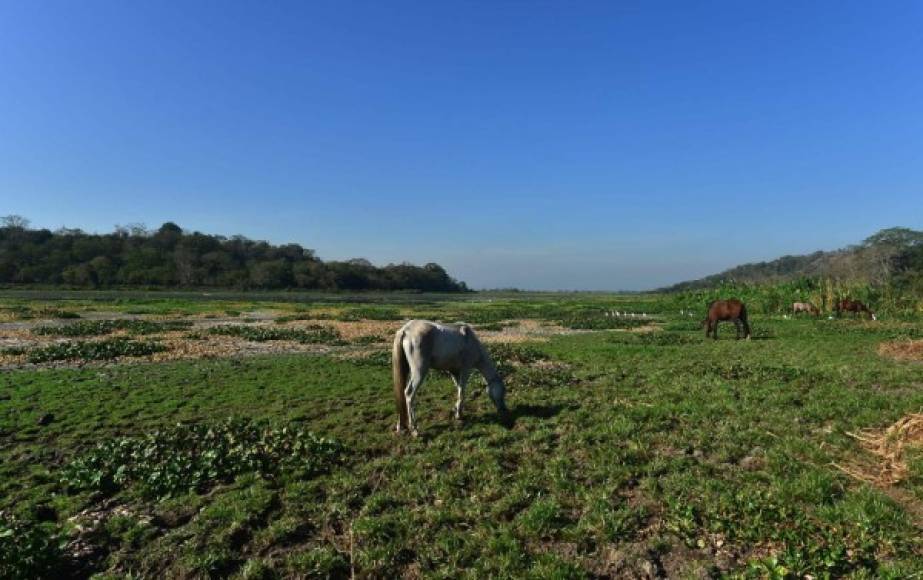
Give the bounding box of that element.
[1,291,922,578]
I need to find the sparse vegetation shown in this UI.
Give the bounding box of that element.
[33,319,192,337]
[0,291,921,578]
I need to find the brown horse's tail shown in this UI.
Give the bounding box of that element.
[392,329,410,431]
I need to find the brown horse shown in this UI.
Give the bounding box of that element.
[834,299,875,320]
[704,299,751,340]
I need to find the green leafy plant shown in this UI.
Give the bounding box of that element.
[26,338,166,363]
[33,319,191,337]
[61,419,344,499]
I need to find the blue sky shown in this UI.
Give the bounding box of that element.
[1,1,921,290]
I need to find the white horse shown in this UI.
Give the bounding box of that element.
[392,320,509,436]
[792,302,819,316]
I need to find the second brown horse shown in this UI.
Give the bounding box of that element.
[834,299,875,320]
[704,298,751,340]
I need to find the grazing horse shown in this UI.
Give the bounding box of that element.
[835,299,876,320]
[792,302,820,316]
[393,320,509,436]
[703,299,751,340]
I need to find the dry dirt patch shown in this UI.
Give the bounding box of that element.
[0,316,603,369]
[878,340,923,362]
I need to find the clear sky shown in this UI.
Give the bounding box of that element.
[1,1,921,290]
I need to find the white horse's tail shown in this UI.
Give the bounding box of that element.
[392,329,410,430]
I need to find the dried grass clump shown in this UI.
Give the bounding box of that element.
[836,413,923,485]
[877,340,923,362]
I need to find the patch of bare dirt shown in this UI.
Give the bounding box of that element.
[478,319,569,343]
[878,340,923,362]
[0,316,595,369]
[284,319,398,342]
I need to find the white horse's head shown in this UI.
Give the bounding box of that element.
[487,376,508,412]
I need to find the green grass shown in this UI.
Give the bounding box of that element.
[0,292,921,578]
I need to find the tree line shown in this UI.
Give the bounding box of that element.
[0,216,468,292]
[664,227,923,295]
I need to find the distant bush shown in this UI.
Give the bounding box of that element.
[61,419,343,499]
[0,513,64,579]
[26,338,166,363]
[335,307,403,321]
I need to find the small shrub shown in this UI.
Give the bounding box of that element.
[209,325,343,345]
[0,513,64,578]
[335,307,403,321]
[352,350,391,367]
[26,338,166,363]
[487,343,549,366]
[61,418,344,499]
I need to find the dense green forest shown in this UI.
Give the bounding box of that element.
[665,227,923,295]
[0,216,468,291]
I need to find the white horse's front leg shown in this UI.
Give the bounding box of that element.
[452,370,471,421]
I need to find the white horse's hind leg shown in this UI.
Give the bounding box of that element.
[451,369,471,421]
[404,350,429,436]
